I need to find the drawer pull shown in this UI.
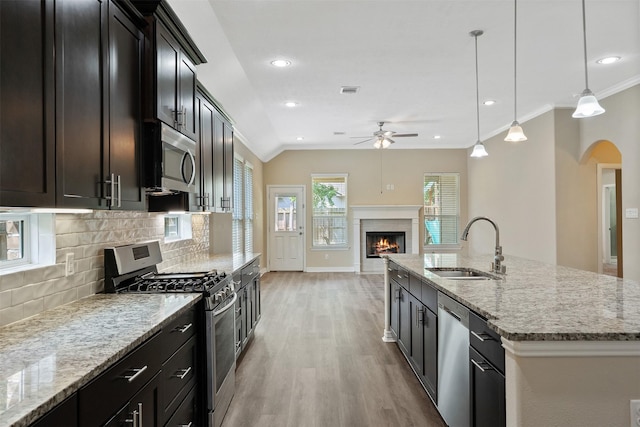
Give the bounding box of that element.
[471,358,493,373]
[122,365,148,383]
[178,423,193,427]
[173,366,192,380]
[125,409,139,427]
[471,330,494,342]
[175,323,193,334]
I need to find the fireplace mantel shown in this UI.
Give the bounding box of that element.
[351,205,421,272]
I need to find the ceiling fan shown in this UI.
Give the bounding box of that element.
[352,122,418,149]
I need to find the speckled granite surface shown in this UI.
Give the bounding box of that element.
[165,252,261,276]
[387,253,640,342]
[0,293,199,427]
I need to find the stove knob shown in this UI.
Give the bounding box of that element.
[215,292,224,302]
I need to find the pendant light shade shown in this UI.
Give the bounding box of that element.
[505,121,527,142]
[573,0,605,118]
[471,141,488,158]
[505,0,527,142]
[469,30,487,158]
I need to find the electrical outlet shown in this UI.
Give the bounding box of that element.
[65,253,75,277]
[324,254,329,260]
[630,400,640,427]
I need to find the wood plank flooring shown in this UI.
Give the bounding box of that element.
[221,272,446,427]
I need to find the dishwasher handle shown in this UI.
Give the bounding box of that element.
[442,305,462,322]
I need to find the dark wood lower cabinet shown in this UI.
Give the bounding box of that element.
[469,346,506,427]
[104,372,161,427]
[397,285,410,355]
[409,294,437,402]
[390,280,399,338]
[30,394,78,427]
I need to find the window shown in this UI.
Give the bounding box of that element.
[0,212,55,272]
[164,214,192,242]
[232,155,254,255]
[0,215,28,266]
[424,173,460,247]
[312,174,347,248]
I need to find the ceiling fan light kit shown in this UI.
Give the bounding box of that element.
[573,0,605,118]
[352,121,418,149]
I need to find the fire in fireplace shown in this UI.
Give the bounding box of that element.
[366,231,406,258]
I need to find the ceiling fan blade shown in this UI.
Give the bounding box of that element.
[350,135,373,139]
[392,133,418,138]
[353,138,373,145]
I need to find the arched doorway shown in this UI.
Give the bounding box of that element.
[583,141,622,277]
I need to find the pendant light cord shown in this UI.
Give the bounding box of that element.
[513,0,518,121]
[581,0,590,89]
[474,32,480,142]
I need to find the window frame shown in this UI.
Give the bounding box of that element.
[423,172,461,250]
[163,214,193,242]
[0,214,31,268]
[311,173,348,249]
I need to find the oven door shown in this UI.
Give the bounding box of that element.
[206,292,237,427]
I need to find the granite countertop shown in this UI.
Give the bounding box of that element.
[164,252,261,276]
[0,293,200,427]
[386,253,640,342]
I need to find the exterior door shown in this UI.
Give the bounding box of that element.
[268,186,305,271]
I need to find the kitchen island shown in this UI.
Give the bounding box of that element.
[385,253,640,427]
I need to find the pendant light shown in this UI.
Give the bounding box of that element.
[470,30,488,158]
[572,0,605,118]
[504,0,527,142]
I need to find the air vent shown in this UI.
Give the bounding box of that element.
[333,131,346,135]
[340,86,360,94]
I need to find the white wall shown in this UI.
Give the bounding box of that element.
[466,111,557,265]
[579,85,640,280]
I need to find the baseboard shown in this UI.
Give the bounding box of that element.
[304,266,356,273]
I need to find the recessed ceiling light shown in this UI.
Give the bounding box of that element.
[596,56,621,65]
[271,59,291,67]
[296,136,304,141]
[433,135,441,140]
[483,100,496,106]
[284,101,298,107]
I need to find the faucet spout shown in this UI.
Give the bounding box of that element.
[460,216,506,274]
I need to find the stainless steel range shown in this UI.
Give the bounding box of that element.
[104,240,236,427]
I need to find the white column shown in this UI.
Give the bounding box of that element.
[353,218,361,273]
[382,256,396,342]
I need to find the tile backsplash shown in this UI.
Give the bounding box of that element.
[0,211,209,327]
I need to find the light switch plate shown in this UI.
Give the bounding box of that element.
[626,208,639,219]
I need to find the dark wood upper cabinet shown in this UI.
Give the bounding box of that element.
[0,0,55,207]
[133,0,204,141]
[107,1,145,210]
[56,0,144,210]
[55,0,105,208]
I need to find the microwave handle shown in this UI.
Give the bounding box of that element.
[181,151,196,186]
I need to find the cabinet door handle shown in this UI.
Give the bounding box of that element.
[137,403,143,427]
[121,365,148,383]
[178,423,193,427]
[175,323,193,334]
[105,173,116,207]
[471,330,494,342]
[125,409,139,427]
[471,358,493,373]
[116,174,122,207]
[173,366,192,380]
[394,289,400,301]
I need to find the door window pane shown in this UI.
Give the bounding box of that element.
[275,196,297,231]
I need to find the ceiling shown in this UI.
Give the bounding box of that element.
[167,0,640,162]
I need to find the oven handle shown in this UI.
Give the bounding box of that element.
[212,292,238,317]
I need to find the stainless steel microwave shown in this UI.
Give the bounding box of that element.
[143,122,196,194]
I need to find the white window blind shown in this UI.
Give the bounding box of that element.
[232,156,243,255]
[244,163,254,254]
[311,174,347,247]
[424,173,460,246]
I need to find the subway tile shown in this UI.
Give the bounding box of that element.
[12,284,37,305]
[23,298,44,318]
[0,290,11,309]
[23,268,46,286]
[0,305,23,327]
[0,271,24,292]
[43,292,65,311]
[76,283,94,299]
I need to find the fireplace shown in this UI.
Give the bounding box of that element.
[366,231,406,258]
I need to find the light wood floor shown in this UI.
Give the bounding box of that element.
[221,272,446,427]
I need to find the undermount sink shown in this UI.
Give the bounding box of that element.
[426,267,501,280]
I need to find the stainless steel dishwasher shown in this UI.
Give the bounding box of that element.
[437,292,470,427]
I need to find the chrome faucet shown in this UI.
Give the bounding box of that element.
[461,216,506,274]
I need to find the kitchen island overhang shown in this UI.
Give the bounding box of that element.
[383,253,640,427]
